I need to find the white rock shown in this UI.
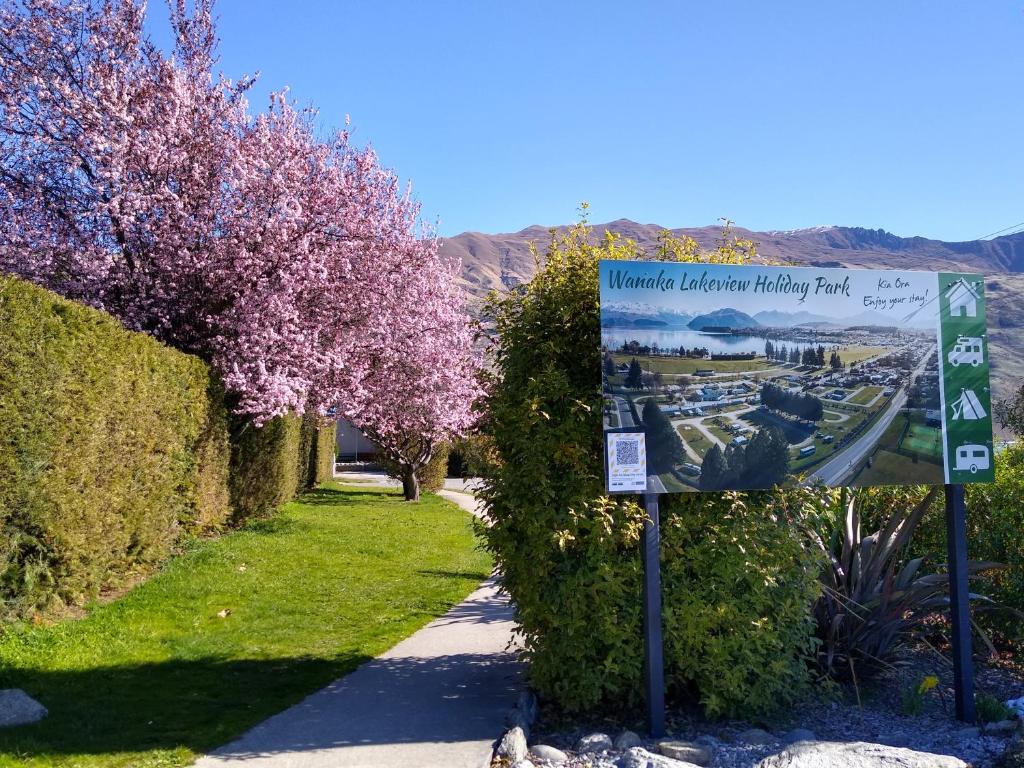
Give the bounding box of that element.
[498,726,528,764]
[755,741,969,768]
[615,730,644,751]
[577,732,614,752]
[618,746,703,768]
[530,744,569,764]
[0,689,47,728]
[656,740,712,765]
[513,761,536,768]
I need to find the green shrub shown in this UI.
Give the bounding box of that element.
[479,219,822,718]
[0,276,232,617]
[229,413,302,521]
[447,434,495,478]
[296,411,337,492]
[315,422,336,485]
[379,442,450,494]
[418,444,450,493]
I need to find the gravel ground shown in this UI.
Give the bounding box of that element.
[521,648,1024,768]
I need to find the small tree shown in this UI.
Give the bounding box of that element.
[626,358,644,389]
[642,398,683,472]
[700,444,728,491]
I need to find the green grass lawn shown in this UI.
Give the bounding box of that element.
[902,423,944,460]
[849,386,884,405]
[0,484,491,768]
[676,423,712,459]
[854,449,944,486]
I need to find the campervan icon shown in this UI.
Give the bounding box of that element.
[954,444,990,474]
[947,336,984,367]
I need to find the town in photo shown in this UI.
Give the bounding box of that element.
[601,261,991,493]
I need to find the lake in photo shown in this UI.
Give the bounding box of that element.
[601,328,820,355]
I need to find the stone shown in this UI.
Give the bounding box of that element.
[529,744,569,764]
[506,707,531,740]
[615,730,644,751]
[0,689,47,728]
[618,746,703,768]
[497,726,528,764]
[954,726,981,739]
[755,741,969,768]
[656,740,712,765]
[577,732,614,752]
[782,728,817,744]
[738,728,777,745]
[513,761,536,768]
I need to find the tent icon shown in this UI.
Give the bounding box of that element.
[944,278,981,318]
[950,388,986,421]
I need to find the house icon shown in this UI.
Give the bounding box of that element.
[945,278,981,318]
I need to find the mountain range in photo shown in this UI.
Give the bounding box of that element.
[440,220,1024,420]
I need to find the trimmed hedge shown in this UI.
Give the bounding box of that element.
[296,410,337,493]
[229,413,302,521]
[0,276,232,617]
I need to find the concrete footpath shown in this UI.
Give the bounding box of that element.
[194,489,521,768]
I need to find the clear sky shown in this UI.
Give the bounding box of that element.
[146,2,1023,240]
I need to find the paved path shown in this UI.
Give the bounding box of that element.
[194,490,521,768]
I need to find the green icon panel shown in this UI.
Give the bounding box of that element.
[937,273,994,483]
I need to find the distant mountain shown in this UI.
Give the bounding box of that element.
[753,309,832,327]
[688,308,760,331]
[601,304,692,329]
[440,219,1024,430]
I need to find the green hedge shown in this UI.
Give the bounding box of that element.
[229,413,302,521]
[479,223,822,718]
[0,276,232,617]
[296,410,337,493]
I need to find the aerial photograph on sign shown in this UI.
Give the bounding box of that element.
[601,261,993,493]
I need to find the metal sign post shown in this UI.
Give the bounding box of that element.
[944,483,975,722]
[641,493,666,737]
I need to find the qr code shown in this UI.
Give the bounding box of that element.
[615,438,640,466]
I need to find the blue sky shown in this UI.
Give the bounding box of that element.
[147,2,1023,240]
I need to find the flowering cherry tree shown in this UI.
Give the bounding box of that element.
[324,234,483,501]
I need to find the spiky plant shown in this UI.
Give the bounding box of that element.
[809,488,1001,678]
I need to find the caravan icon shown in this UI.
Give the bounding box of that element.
[947,336,984,367]
[954,444,990,474]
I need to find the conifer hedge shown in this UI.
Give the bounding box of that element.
[0,276,327,618]
[0,276,234,616]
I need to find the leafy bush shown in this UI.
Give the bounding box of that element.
[379,442,450,494]
[229,413,302,521]
[479,217,823,718]
[0,276,232,617]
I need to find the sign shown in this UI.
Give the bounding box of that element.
[606,430,648,492]
[600,261,994,493]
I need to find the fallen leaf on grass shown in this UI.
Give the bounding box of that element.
[217,609,231,618]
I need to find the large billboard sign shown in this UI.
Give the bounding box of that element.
[600,260,994,494]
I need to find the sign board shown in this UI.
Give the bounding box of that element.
[600,260,994,493]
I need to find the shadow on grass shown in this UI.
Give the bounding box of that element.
[417,569,491,581]
[0,649,523,760]
[0,654,371,758]
[296,485,401,507]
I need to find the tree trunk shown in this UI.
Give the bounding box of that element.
[401,468,420,502]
